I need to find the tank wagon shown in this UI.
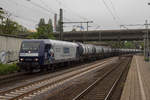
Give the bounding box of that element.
[18,39,142,71]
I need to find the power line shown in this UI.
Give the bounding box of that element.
[4,10,37,23]
[108,0,120,19]
[101,0,123,29]
[39,0,57,13]
[33,0,73,22]
[121,24,144,26]
[56,0,62,6]
[13,15,37,23]
[59,3,101,29]
[55,0,87,21]
[25,0,55,15]
[1,0,51,20]
[102,0,116,20]
[55,0,98,25]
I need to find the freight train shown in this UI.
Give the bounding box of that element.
[18,39,142,72]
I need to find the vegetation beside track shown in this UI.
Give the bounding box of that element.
[0,63,19,75]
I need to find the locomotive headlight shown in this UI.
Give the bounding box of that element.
[20,58,24,61]
[35,58,39,61]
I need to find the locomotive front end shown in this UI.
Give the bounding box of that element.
[18,41,42,71]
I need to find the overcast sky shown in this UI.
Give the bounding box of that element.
[0,0,150,31]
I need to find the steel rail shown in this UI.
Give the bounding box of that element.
[104,58,131,100]
[0,58,114,100]
[72,58,130,100]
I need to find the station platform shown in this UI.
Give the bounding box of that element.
[120,55,150,100]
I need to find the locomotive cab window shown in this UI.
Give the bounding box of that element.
[21,42,40,52]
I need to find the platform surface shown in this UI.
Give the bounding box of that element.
[120,55,150,100]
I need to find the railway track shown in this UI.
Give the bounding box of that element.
[72,57,131,100]
[0,57,112,87]
[0,72,27,85]
[0,58,115,100]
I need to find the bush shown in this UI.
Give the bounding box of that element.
[0,63,19,75]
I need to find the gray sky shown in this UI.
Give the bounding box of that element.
[0,0,150,31]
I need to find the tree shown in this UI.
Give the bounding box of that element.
[0,7,4,33]
[0,7,4,23]
[31,18,55,39]
[38,18,45,27]
[124,41,136,49]
[47,18,53,33]
[2,18,18,34]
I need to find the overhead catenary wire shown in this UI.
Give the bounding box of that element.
[108,0,120,19]
[2,0,102,30]
[25,0,55,15]
[32,0,73,21]
[1,0,74,30]
[39,0,57,14]
[55,0,88,22]
[1,9,36,29]
[5,10,37,23]
[1,3,38,23]
[56,0,87,20]
[101,0,125,29]
[1,0,123,30]
[55,0,101,29]
[0,0,49,22]
[102,0,116,20]
[1,0,50,16]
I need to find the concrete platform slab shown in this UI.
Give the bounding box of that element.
[120,55,150,100]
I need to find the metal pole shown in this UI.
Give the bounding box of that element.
[144,20,149,61]
[54,14,57,32]
[147,20,149,61]
[144,34,146,58]
[87,22,89,31]
[99,32,101,41]
[59,8,63,40]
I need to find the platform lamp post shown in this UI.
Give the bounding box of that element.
[145,3,150,61]
[144,20,150,61]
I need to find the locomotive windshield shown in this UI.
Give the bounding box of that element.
[21,42,40,52]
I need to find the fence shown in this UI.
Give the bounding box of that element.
[0,50,19,64]
[0,35,23,64]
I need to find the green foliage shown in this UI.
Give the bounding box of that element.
[144,57,149,61]
[47,19,53,33]
[2,18,17,34]
[108,41,143,49]
[124,41,136,48]
[0,8,29,35]
[1,18,29,34]
[0,7,4,21]
[38,18,45,27]
[0,63,19,75]
[29,18,55,39]
[107,41,120,48]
